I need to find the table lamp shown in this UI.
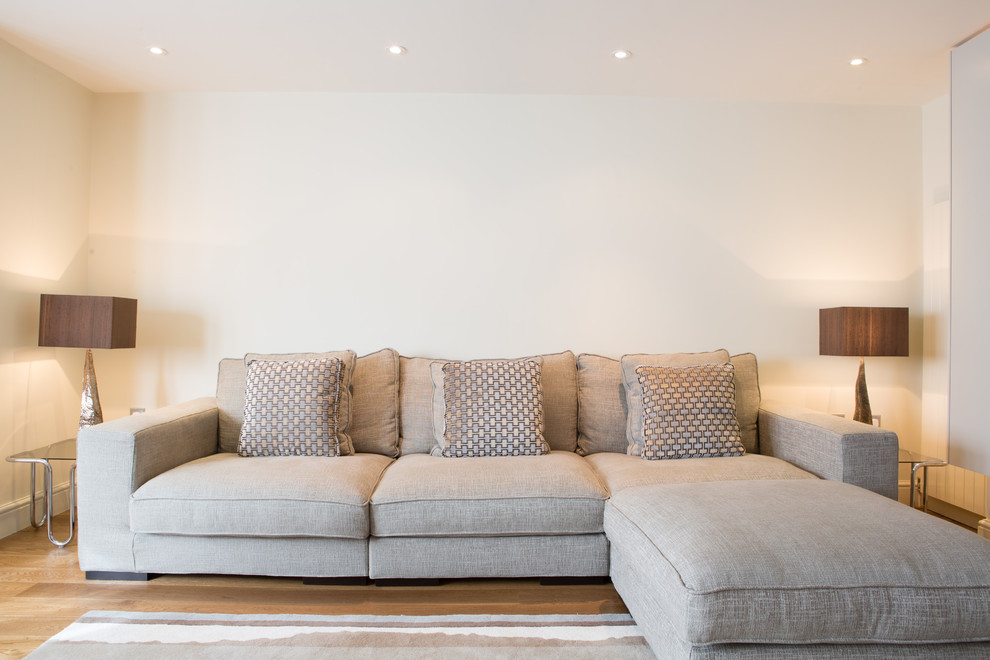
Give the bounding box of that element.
[38,294,138,429]
[819,307,908,425]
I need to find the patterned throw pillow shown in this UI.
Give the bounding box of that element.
[430,359,548,457]
[630,363,745,460]
[619,350,731,453]
[237,357,352,457]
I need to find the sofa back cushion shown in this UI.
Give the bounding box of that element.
[218,357,248,452]
[399,350,578,454]
[730,353,761,454]
[348,348,402,457]
[217,347,401,457]
[577,352,760,455]
[575,354,626,456]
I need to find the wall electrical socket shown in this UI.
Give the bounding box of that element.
[130,408,146,415]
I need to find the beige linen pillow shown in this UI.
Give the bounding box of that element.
[576,353,627,455]
[348,348,401,456]
[237,357,354,457]
[621,349,730,450]
[538,351,579,452]
[730,352,761,453]
[430,358,548,457]
[217,357,249,452]
[398,356,435,455]
[631,362,745,459]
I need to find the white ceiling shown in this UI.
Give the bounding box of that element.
[2,0,989,105]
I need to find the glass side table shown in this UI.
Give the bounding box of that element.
[5,438,76,548]
[898,448,947,513]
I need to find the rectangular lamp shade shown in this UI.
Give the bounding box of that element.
[38,294,138,349]
[819,307,908,357]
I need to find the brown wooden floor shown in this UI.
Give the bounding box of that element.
[0,513,627,658]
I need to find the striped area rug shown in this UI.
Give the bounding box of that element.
[27,611,655,659]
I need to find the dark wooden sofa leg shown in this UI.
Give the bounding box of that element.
[374,578,442,587]
[302,576,369,586]
[85,571,152,581]
[539,576,610,586]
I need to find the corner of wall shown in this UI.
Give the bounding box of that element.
[0,38,94,539]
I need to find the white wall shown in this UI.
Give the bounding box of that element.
[87,92,924,450]
[921,94,950,468]
[0,39,93,536]
[894,90,988,521]
[949,28,990,479]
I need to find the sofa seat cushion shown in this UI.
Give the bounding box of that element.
[130,453,393,539]
[585,452,815,495]
[605,479,990,647]
[370,451,608,537]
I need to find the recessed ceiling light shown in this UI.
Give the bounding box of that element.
[148,46,168,56]
[849,57,868,66]
[611,49,632,60]
[387,45,407,55]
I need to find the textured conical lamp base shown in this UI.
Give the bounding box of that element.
[853,357,873,425]
[80,349,104,429]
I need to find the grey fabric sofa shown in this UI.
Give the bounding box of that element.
[76,347,990,657]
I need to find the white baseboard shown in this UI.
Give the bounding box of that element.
[0,482,72,540]
[927,497,984,529]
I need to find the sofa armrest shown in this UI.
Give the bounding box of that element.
[758,400,898,499]
[77,397,218,572]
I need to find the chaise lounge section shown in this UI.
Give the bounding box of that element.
[607,479,990,658]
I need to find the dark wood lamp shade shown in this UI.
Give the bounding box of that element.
[819,307,909,357]
[819,306,908,425]
[38,294,137,429]
[39,295,137,349]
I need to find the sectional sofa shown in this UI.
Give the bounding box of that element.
[76,348,990,658]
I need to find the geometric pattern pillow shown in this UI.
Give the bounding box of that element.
[237,357,353,457]
[630,362,745,460]
[620,350,731,452]
[430,358,548,457]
